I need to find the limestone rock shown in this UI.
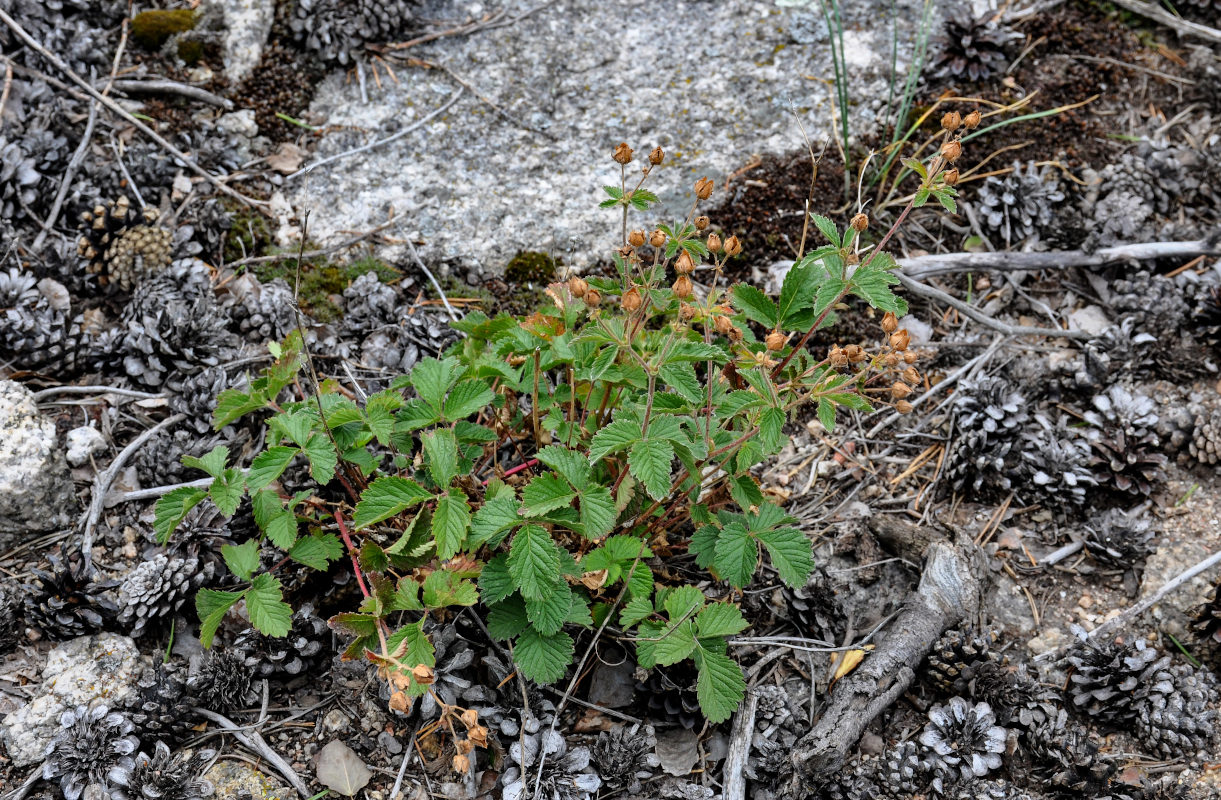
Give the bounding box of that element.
[205,761,295,800]
[0,380,77,543]
[204,0,274,83]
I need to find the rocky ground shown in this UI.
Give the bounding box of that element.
[3,0,1221,799]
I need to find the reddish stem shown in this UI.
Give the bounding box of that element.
[482,457,540,486]
[334,508,370,599]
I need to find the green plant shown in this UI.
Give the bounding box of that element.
[155,131,966,743]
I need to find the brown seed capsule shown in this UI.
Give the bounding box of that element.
[714,313,734,336]
[613,142,633,164]
[895,399,914,414]
[628,229,646,248]
[941,111,962,132]
[694,177,714,200]
[695,215,710,231]
[844,344,866,363]
[452,753,470,773]
[411,664,436,685]
[890,329,911,351]
[467,724,489,748]
[675,250,696,274]
[884,353,900,367]
[460,708,479,727]
[679,302,696,322]
[902,367,920,385]
[649,229,667,248]
[963,110,982,129]
[903,351,918,364]
[940,140,963,164]
[850,213,869,232]
[891,381,912,399]
[621,286,643,312]
[649,147,664,165]
[829,345,849,368]
[707,233,723,253]
[672,274,693,299]
[881,311,898,334]
[585,289,602,307]
[455,739,474,755]
[723,235,742,256]
[568,276,588,297]
[727,326,744,343]
[943,168,960,186]
[766,330,787,351]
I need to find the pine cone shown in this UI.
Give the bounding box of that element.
[231,603,330,679]
[590,725,659,794]
[119,741,214,800]
[1188,406,1221,466]
[0,266,87,374]
[500,712,602,800]
[187,650,256,712]
[924,628,999,696]
[931,10,1020,82]
[973,661,1061,735]
[976,161,1065,247]
[224,274,299,344]
[340,271,399,335]
[168,366,232,434]
[0,579,25,654]
[638,662,703,730]
[1192,580,1221,652]
[880,740,925,798]
[125,664,195,745]
[1084,384,1167,495]
[779,566,847,644]
[117,553,214,638]
[1109,271,1191,340]
[24,557,118,640]
[1131,654,1218,760]
[42,704,140,800]
[78,198,172,291]
[1082,508,1157,569]
[1021,708,1112,793]
[945,375,1028,495]
[1020,414,1096,508]
[917,697,1007,794]
[288,0,418,67]
[136,428,236,488]
[1065,637,1158,725]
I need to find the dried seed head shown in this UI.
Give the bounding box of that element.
[695,215,710,231]
[850,213,869,232]
[963,110,982,129]
[881,311,898,334]
[940,140,963,163]
[455,739,475,755]
[884,352,900,367]
[694,177,714,199]
[723,235,742,256]
[903,351,918,364]
[613,143,633,164]
[452,753,470,773]
[411,664,436,685]
[628,229,646,248]
[891,381,912,399]
[707,233,722,253]
[844,344,866,363]
[714,313,734,336]
[672,274,693,299]
[943,168,960,186]
[765,330,787,351]
[941,111,962,132]
[568,276,588,298]
[460,708,479,727]
[902,366,920,385]
[890,329,911,351]
[896,399,914,414]
[649,147,664,165]
[468,724,489,748]
[829,345,849,368]
[621,286,643,312]
[649,229,667,248]
[679,302,696,322]
[675,250,696,274]
[585,289,602,307]
[727,325,744,343]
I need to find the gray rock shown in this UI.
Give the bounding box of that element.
[1,633,144,766]
[204,0,274,84]
[65,426,106,467]
[0,380,77,543]
[205,761,294,800]
[286,0,921,273]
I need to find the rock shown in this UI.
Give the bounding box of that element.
[1,633,144,766]
[1069,305,1112,336]
[204,0,273,83]
[65,425,106,467]
[316,740,373,796]
[0,380,77,545]
[205,761,294,800]
[285,0,914,272]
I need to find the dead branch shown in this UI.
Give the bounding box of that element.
[1108,0,1221,44]
[724,689,761,800]
[193,707,310,798]
[31,94,97,253]
[101,78,234,109]
[897,273,1091,340]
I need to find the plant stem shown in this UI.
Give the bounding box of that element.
[334,508,370,599]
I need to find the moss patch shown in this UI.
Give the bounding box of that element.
[224,204,274,264]
[504,251,559,284]
[131,9,196,50]
[251,256,402,323]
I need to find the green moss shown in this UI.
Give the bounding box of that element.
[504,251,559,284]
[131,9,196,50]
[224,204,273,264]
[251,256,403,323]
[177,39,204,64]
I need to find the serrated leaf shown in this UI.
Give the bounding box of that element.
[289,534,343,570]
[209,468,245,516]
[634,620,664,669]
[248,446,299,491]
[246,574,292,637]
[757,527,815,588]
[421,569,479,608]
[196,588,244,648]
[421,429,458,488]
[409,357,460,416]
[589,418,642,463]
[935,189,957,214]
[817,398,836,432]
[395,399,439,431]
[393,578,424,611]
[302,433,337,485]
[778,259,817,327]
[488,596,529,639]
[759,407,785,453]
[514,627,574,684]
[520,472,577,517]
[587,345,619,381]
[629,438,673,501]
[535,445,589,490]
[653,620,697,666]
[850,264,906,314]
[153,487,208,545]
[693,644,746,723]
[525,584,572,636]
[712,522,757,588]
[479,554,516,605]
[697,602,749,639]
[508,524,562,601]
[359,541,389,574]
[469,491,521,548]
[443,379,494,422]
[269,412,313,448]
[620,595,654,627]
[432,489,471,560]
[689,524,719,570]
[659,362,702,404]
[182,445,229,479]
[810,213,841,247]
[578,486,616,539]
[212,389,265,429]
[352,477,432,530]
[264,508,298,551]
[222,540,260,581]
[730,284,779,329]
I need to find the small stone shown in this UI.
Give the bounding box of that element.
[316,740,373,796]
[206,761,294,800]
[65,426,106,467]
[322,708,351,733]
[1069,305,1112,336]
[0,380,78,543]
[204,0,273,83]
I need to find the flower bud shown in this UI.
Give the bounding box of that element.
[850,213,869,232]
[943,168,960,186]
[568,276,588,298]
[672,274,693,299]
[903,351,918,364]
[649,229,667,248]
[891,381,912,399]
[585,289,602,307]
[829,345,848,368]
[694,177,714,199]
[890,329,911,351]
[963,110,982,129]
[940,140,963,164]
[844,344,866,363]
[714,313,733,336]
[649,146,664,165]
[895,399,914,414]
[941,111,961,131]
[765,330,787,351]
[621,286,643,312]
[695,215,710,231]
[881,311,898,334]
[628,229,646,248]
[613,143,633,165]
[707,233,722,253]
[902,367,920,385]
[723,235,742,256]
[675,250,696,274]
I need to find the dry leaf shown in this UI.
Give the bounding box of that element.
[316,740,373,796]
[830,648,868,686]
[265,142,306,174]
[580,569,609,590]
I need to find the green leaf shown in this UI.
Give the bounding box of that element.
[212,389,265,429]
[693,644,747,723]
[302,433,337,485]
[520,473,577,517]
[810,213,841,247]
[182,445,228,479]
[196,588,244,648]
[620,595,654,627]
[901,156,929,180]
[421,429,459,487]
[817,398,836,432]
[443,379,494,422]
[757,527,815,588]
[263,507,299,551]
[578,486,616,539]
[535,445,589,490]
[469,489,521,548]
[514,626,574,684]
[488,596,529,639]
[248,446,298,491]
[914,187,931,208]
[934,188,957,214]
[778,259,817,327]
[629,438,674,501]
[689,524,719,570]
[289,534,343,570]
[812,276,848,326]
[246,574,293,637]
[759,407,785,453]
[393,578,424,611]
[364,392,401,445]
[479,554,516,605]
[508,524,562,601]
[589,419,642,463]
[269,412,313,448]
[395,399,440,431]
[209,468,245,517]
[410,357,460,415]
[587,344,619,382]
[359,541,389,574]
[730,284,779,329]
[221,540,261,582]
[352,477,432,530]
[653,619,697,666]
[525,583,572,636]
[712,522,757,588]
[153,487,208,545]
[432,489,471,560]
[421,569,479,608]
[659,362,702,404]
[697,602,749,639]
[850,263,906,314]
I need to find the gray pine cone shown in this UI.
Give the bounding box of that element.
[946,374,1028,495]
[917,697,1007,794]
[24,558,118,640]
[1020,414,1095,507]
[590,725,659,794]
[125,664,194,745]
[0,579,25,653]
[117,553,214,638]
[501,720,602,800]
[42,704,140,800]
[224,275,299,344]
[931,11,1019,82]
[168,366,232,434]
[78,198,173,291]
[186,651,255,712]
[340,270,399,335]
[1066,637,1158,725]
[0,267,87,374]
[231,603,330,679]
[924,628,999,696]
[881,739,925,797]
[976,161,1065,247]
[119,741,214,800]
[1108,271,1190,340]
[1082,507,1157,569]
[136,428,235,488]
[1131,654,1218,760]
[1022,707,1111,793]
[1188,406,1221,466]
[779,566,847,644]
[1084,384,1167,495]
[288,0,418,66]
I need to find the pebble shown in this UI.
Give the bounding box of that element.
[65,425,106,466]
